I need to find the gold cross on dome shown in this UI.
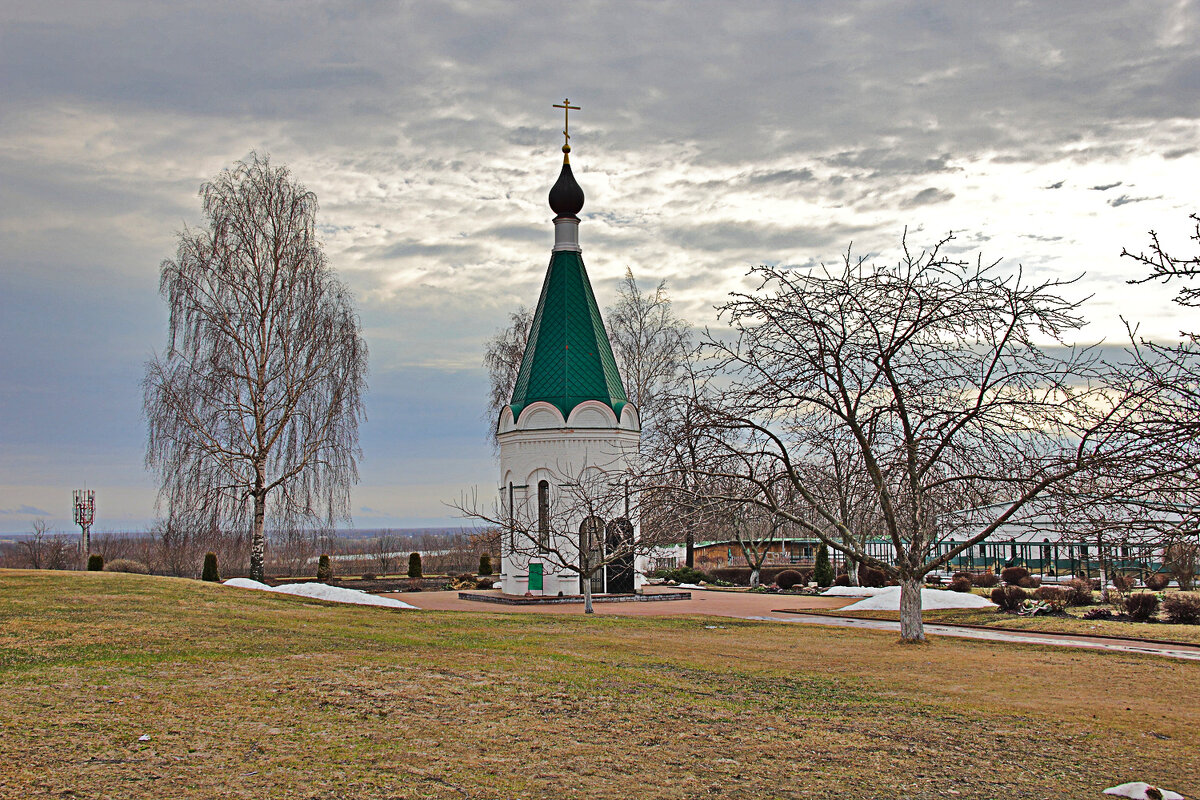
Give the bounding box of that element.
[553,98,580,146]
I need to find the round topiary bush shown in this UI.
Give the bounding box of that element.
[833,572,850,586]
[1000,566,1029,585]
[991,584,1026,612]
[776,569,804,590]
[103,559,149,575]
[1144,573,1170,591]
[948,576,972,593]
[407,552,422,578]
[971,571,1000,588]
[858,565,887,588]
[201,552,220,582]
[87,553,104,572]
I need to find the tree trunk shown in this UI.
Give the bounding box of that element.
[846,555,860,587]
[898,575,925,642]
[250,486,267,583]
[583,572,594,614]
[685,528,694,569]
[749,567,761,589]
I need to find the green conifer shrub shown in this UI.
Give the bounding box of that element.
[87,554,104,572]
[408,552,422,578]
[813,543,834,587]
[479,553,493,576]
[201,552,220,582]
[316,554,333,583]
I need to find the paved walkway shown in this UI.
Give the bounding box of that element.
[382,585,855,616]
[385,586,1200,662]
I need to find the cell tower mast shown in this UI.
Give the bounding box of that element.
[73,489,94,568]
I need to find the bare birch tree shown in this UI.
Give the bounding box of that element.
[483,306,532,450]
[606,269,692,444]
[144,153,368,583]
[698,233,1146,641]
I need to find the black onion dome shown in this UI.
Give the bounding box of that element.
[548,146,584,219]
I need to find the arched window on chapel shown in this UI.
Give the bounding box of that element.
[537,480,550,551]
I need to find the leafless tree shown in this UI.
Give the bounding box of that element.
[606,269,692,444]
[20,519,49,569]
[727,496,788,588]
[144,153,368,582]
[483,306,533,450]
[373,533,399,576]
[697,233,1147,641]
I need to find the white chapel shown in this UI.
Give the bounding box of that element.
[495,113,643,597]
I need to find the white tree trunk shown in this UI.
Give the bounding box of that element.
[847,556,861,587]
[250,486,267,583]
[583,573,594,614]
[899,575,925,642]
[749,567,761,589]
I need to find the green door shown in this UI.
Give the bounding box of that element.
[528,562,543,591]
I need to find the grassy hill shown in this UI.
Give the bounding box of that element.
[1,569,1197,799]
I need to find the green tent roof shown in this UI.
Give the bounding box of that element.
[508,249,628,423]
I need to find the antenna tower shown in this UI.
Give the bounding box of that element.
[73,489,95,568]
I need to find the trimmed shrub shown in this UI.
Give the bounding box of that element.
[833,572,851,586]
[1144,573,1170,591]
[1162,593,1200,625]
[87,554,104,572]
[948,576,972,593]
[858,565,887,588]
[1034,586,1069,612]
[1000,566,1029,585]
[316,554,333,583]
[776,569,804,590]
[1064,578,1095,606]
[479,553,493,576]
[201,552,220,582]
[361,573,376,582]
[103,559,149,575]
[1082,607,1113,620]
[991,585,1027,612]
[476,577,495,590]
[1111,574,1137,593]
[813,544,834,587]
[971,571,1000,588]
[1123,592,1159,621]
[710,566,798,586]
[407,552,422,578]
[1017,576,1042,589]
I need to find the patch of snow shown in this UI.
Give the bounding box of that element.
[821,586,891,597]
[1104,782,1185,800]
[224,578,272,590]
[222,579,417,610]
[678,583,706,589]
[841,586,995,611]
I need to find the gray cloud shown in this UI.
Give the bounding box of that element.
[3,0,1200,530]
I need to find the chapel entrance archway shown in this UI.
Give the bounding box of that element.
[606,518,635,594]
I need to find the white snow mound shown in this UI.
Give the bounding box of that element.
[1104,782,1185,800]
[820,586,891,597]
[840,586,995,611]
[222,578,417,609]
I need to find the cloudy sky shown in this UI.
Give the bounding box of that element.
[3,0,1199,534]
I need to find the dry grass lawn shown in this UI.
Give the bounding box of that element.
[1,569,1197,799]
